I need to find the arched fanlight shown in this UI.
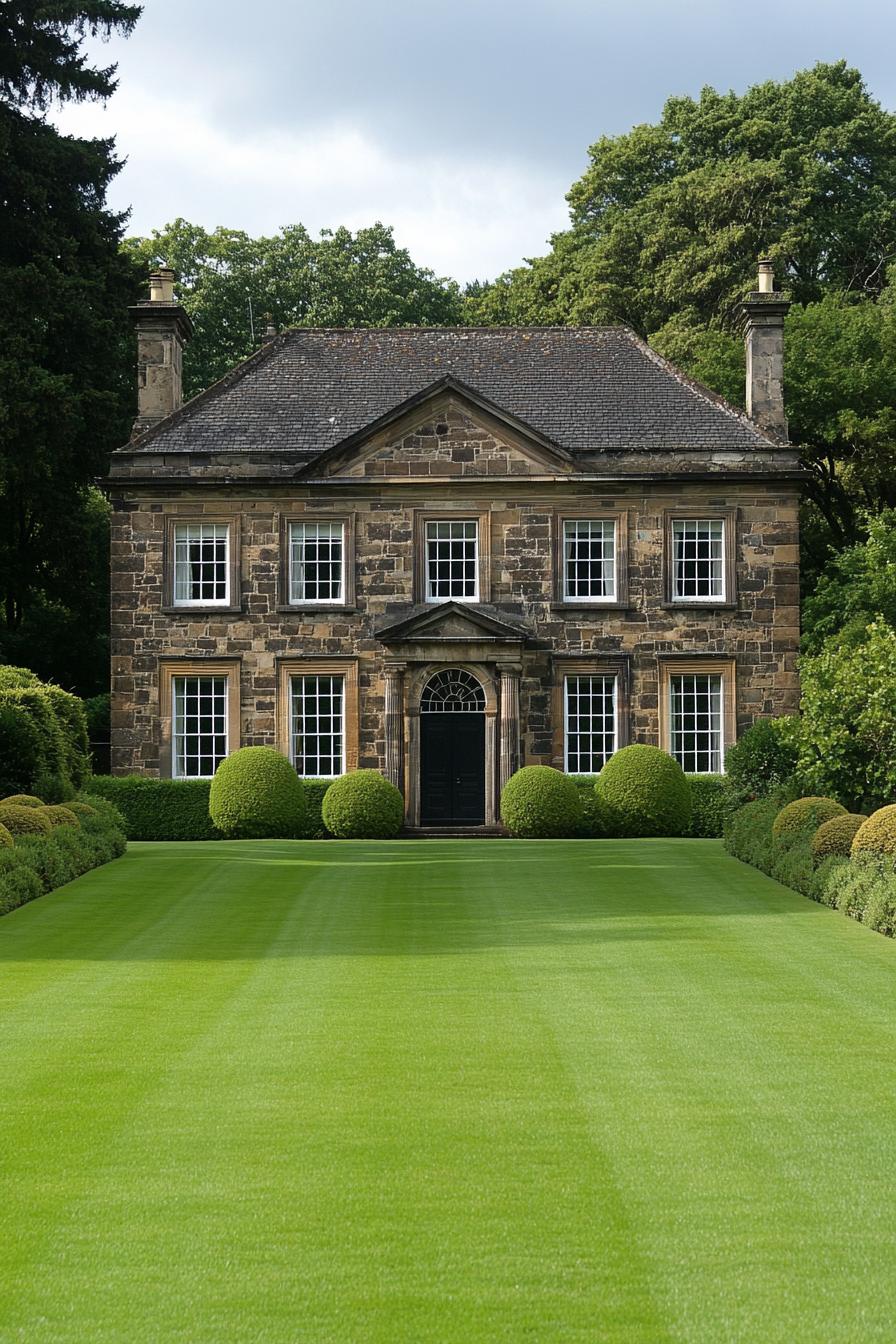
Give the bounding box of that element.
[420,668,485,712]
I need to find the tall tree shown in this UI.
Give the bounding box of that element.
[126,220,463,398]
[465,63,896,568]
[0,2,142,694]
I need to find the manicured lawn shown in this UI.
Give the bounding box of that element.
[1,840,896,1342]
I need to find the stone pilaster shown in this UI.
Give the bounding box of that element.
[498,663,521,792]
[384,662,406,792]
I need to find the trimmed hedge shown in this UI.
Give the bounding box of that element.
[0,789,127,917]
[2,794,43,808]
[0,823,13,849]
[685,775,729,838]
[851,805,896,859]
[500,766,583,838]
[322,770,404,839]
[210,747,307,839]
[0,803,53,837]
[595,745,691,838]
[88,776,224,841]
[812,813,866,860]
[772,796,846,841]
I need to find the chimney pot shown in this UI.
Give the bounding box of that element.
[148,266,176,304]
[757,257,774,293]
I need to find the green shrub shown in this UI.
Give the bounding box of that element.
[851,805,896,859]
[0,803,52,837]
[87,777,222,840]
[772,796,846,841]
[499,766,583,839]
[595,745,691,837]
[65,801,98,819]
[0,667,39,689]
[15,835,75,893]
[77,791,128,837]
[685,775,729,838]
[814,855,850,907]
[567,775,608,837]
[296,780,334,839]
[0,823,12,849]
[48,825,93,877]
[770,835,816,898]
[0,865,43,915]
[0,702,43,797]
[39,805,80,829]
[725,717,801,799]
[723,798,779,868]
[811,813,866,861]
[209,748,307,839]
[42,685,91,789]
[1,793,44,808]
[322,770,404,840]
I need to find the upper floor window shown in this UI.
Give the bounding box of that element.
[562,519,616,602]
[289,521,344,604]
[172,674,229,778]
[671,519,725,602]
[425,519,478,602]
[173,522,230,607]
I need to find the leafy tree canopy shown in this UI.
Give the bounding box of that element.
[801,509,896,654]
[125,220,464,398]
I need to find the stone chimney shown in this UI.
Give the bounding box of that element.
[741,257,790,440]
[129,267,194,437]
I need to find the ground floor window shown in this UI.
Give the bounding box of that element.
[564,674,617,773]
[290,674,344,777]
[172,675,229,778]
[670,673,723,774]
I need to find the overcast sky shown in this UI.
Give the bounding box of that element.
[53,0,896,283]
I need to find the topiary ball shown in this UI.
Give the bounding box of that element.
[812,813,866,861]
[1,794,44,808]
[39,805,81,829]
[772,796,846,841]
[0,823,13,849]
[65,801,98,819]
[851,805,896,859]
[500,766,583,838]
[321,770,404,839]
[0,803,53,837]
[595,744,692,837]
[209,747,307,839]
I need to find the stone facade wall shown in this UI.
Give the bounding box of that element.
[110,470,799,779]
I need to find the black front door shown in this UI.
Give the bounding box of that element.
[420,714,486,825]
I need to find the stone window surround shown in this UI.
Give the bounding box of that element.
[656,655,737,772]
[550,655,630,771]
[158,657,242,780]
[277,512,357,612]
[551,507,630,610]
[162,512,242,615]
[662,507,738,610]
[413,509,491,606]
[275,656,360,775]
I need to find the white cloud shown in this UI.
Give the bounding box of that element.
[53,87,570,282]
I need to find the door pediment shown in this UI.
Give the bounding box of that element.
[376,601,531,646]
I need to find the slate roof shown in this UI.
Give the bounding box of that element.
[123,326,778,458]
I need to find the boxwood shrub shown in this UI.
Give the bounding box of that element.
[0,788,127,918]
[850,805,896,859]
[322,770,404,839]
[39,805,80,829]
[771,796,846,841]
[1,794,43,808]
[811,813,866,861]
[685,775,729,838]
[209,747,307,839]
[0,803,53,837]
[500,766,583,838]
[595,745,691,838]
[0,823,13,849]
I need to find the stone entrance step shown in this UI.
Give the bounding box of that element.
[402,825,507,840]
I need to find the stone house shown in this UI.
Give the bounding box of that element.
[107,262,799,829]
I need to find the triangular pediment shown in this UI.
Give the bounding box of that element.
[377,601,531,646]
[300,376,576,481]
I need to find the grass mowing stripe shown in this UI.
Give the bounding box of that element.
[1,839,895,1342]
